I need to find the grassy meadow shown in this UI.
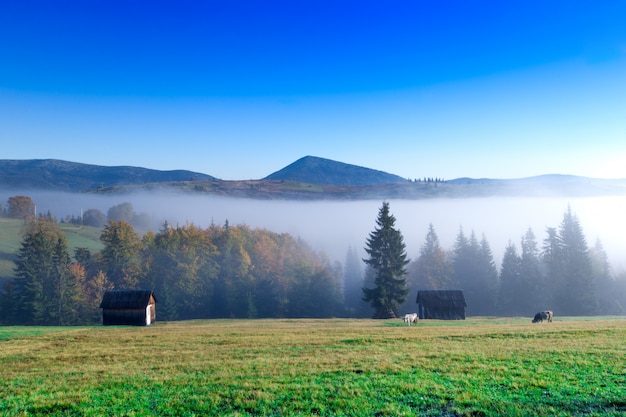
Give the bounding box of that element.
[0,218,103,280]
[1,317,625,416]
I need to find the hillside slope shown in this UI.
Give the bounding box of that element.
[0,159,216,192]
[263,156,408,186]
[0,219,103,280]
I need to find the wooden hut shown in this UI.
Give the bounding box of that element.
[416,290,466,320]
[100,290,157,326]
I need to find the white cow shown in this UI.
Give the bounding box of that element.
[403,313,418,326]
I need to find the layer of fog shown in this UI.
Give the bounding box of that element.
[6,191,626,273]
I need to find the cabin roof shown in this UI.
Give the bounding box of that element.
[100,290,156,309]
[416,290,466,308]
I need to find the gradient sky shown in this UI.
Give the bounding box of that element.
[1,1,625,180]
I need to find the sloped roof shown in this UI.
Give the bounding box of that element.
[416,290,466,307]
[100,290,156,309]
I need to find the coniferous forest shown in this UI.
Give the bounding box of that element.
[1,197,625,325]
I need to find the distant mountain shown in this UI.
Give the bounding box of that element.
[1,158,625,199]
[0,159,216,192]
[446,174,626,197]
[264,156,408,186]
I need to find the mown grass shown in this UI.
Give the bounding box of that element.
[1,317,625,416]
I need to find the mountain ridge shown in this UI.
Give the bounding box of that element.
[263,155,408,186]
[1,157,625,199]
[0,159,216,192]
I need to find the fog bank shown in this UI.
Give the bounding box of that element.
[5,191,626,272]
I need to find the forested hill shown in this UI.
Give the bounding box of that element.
[0,159,215,192]
[1,157,625,199]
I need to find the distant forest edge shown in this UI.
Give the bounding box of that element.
[1,196,625,324]
[2,157,626,199]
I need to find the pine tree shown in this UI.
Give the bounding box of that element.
[362,202,410,319]
[452,229,498,315]
[477,234,499,314]
[541,226,561,308]
[520,227,546,311]
[498,241,522,315]
[590,239,615,315]
[544,207,597,315]
[548,206,596,315]
[451,228,475,311]
[410,223,453,291]
[99,220,143,289]
[12,218,72,324]
[54,234,77,325]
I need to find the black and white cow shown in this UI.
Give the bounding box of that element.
[532,310,553,323]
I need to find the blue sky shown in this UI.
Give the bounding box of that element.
[1,1,625,180]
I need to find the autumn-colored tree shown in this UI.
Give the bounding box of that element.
[78,267,114,323]
[248,229,287,317]
[143,223,218,320]
[7,195,35,219]
[210,221,254,318]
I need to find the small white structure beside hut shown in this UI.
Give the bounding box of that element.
[100,290,157,326]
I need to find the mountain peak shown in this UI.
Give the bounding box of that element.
[263,156,408,186]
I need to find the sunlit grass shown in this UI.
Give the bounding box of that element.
[0,219,103,279]
[1,317,625,416]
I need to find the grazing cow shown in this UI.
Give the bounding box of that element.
[403,313,418,326]
[532,310,553,323]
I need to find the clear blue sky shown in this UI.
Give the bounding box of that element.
[1,1,625,180]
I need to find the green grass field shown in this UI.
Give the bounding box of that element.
[0,218,103,280]
[1,317,625,416]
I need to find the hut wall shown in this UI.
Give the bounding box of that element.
[100,290,157,326]
[102,309,147,326]
[418,305,465,320]
[416,290,466,320]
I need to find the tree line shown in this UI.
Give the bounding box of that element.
[1,197,625,324]
[1,196,153,230]
[0,217,344,325]
[352,203,626,318]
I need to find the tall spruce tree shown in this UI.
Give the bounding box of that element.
[452,229,498,315]
[590,239,615,315]
[410,223,453,291]
[477,234,499,314]
[520,227,546,311]
[555,206,595,315]
[12,218,72,325]
[498,241,522,315]
[99,220,143,289]
[541,226,561,307]
[362,202,410,319]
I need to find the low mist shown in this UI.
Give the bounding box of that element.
[5,190,626,272]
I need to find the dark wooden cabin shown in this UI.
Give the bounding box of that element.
[100,290,157,326]
[416,290,466,320]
